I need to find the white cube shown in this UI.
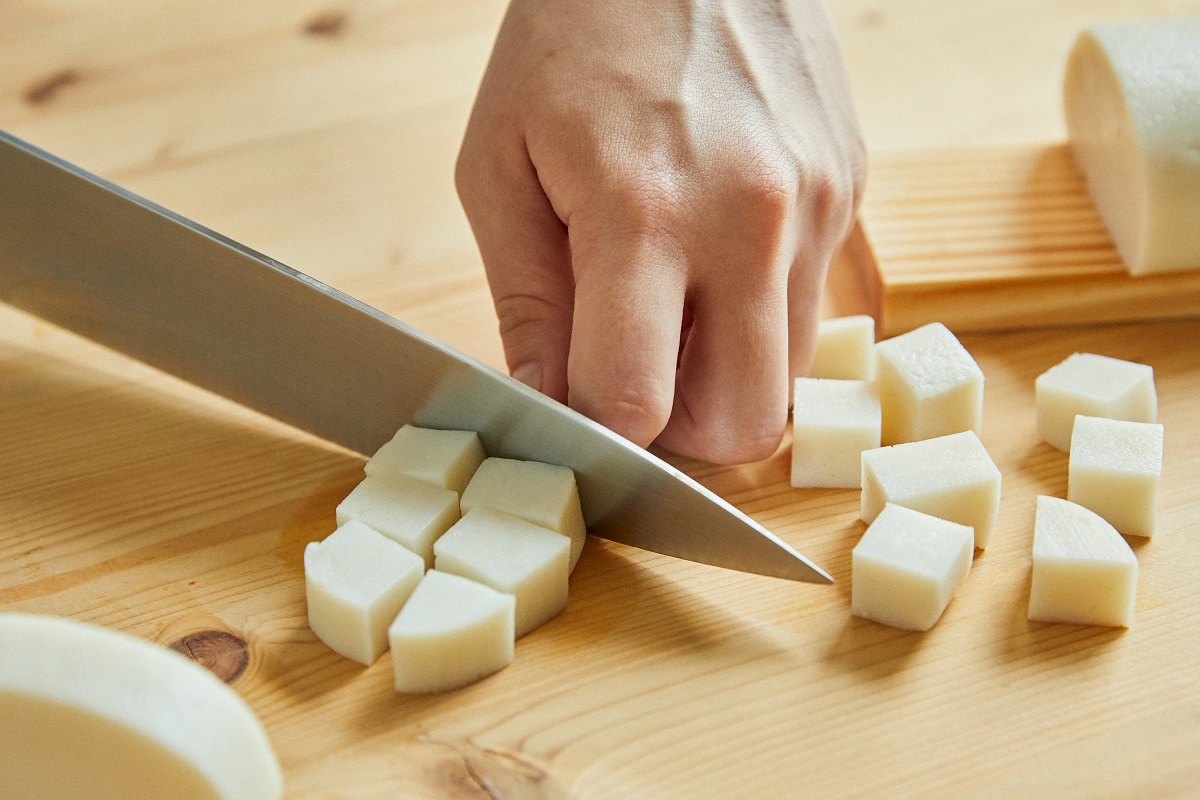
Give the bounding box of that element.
[434,507,570,638]
[791,378,881,488]
[1027,496,1138,627]
[861,430,1002,549]
[365,425,486,494]
[389,570,515,694]
[1068,416,1163,537]
[461,457,587,572]
[851,504,974,631]
[1035,353,1157,452]
[336,472,460,568]
[304,520,425,665]
[810,315,876,380]
[874,322,984,445]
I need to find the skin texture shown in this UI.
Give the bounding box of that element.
[456,0,866,464]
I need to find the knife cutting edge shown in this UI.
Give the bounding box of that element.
[0,129,831,584]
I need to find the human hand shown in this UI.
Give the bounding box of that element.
[455,0,865,464]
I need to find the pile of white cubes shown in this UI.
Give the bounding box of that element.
[795,315,1162,632]
[304,426,586,693]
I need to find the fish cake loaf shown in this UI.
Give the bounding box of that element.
[1064,17,1200,275]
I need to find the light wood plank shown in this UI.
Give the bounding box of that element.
[3,1,1200,797]
[856,143,1200,336]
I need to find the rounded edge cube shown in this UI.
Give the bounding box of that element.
[1035,353,1156,452]
[1068,415,1163,537]
[304,520,426,665]
[461,457,587,572]
[851,504,974,631]
[810,315,876,380]
[434,507,570,638]
[335,472,460,568]
[364,425,486,494]
[860,430,1002,549]
[874,322,984,445]
[791,378,881,488]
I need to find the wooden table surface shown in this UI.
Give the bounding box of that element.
[3,1,1200,797]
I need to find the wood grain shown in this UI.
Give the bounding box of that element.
[3,1,1200,797]
[856,144,1200,337]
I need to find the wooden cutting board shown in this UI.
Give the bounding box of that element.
[854,143,1200,337]
[4,1,1200,797]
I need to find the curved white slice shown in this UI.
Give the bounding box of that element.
[364,425,485,494]
[1064,18,1200,274]
[389,570,515,694]
[1028,496,1138,627]
[305,519,425,665]
[434,507,570,638]
[0,613,282,800]
[461,457,587,572]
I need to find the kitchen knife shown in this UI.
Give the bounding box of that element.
[0,129,831,584]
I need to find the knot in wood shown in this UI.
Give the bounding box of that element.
[169,629,249,684]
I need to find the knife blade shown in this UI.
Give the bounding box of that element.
[0,129,831,584]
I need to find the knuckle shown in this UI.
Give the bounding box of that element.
[664,411,786,465]
[493,292,567,344]
[599,166,688,238]
[453,145,484,207]
[703,417,787,465]
[572,381,672,448]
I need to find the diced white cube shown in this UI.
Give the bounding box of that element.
[1027,496,1138,627]
[365,425,486,494]
[434,507,570,638]
[389,570,515,694]
[851,504,974,631]
[1068,415,1163,537]
[336,472,460,568]
[304,520,425,665]
[810,315,876,380]
[1035,353,1157,451]
[791,378,881,488]
[874,322,984,445]
[461,457,587,572]
[861,430,1002,549]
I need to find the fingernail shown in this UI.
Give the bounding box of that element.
[512,362,543,392]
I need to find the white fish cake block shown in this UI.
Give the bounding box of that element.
[791,378,881,489]
[434,507,570,638]
[851,504,974,631]
[336,472,460,568]
[365,425,485,494]
[1064,19,1200,274]
[389,570,515,694]
[1035,353,1157,451]
[304,520,425,665]
[461,457,586,572]
[861,430,1002,549]
[1027,496,1138,627]
[1068,415,1163,537]
[874,322,984,445]
[810,315,876,380]
[0,613,281,800]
